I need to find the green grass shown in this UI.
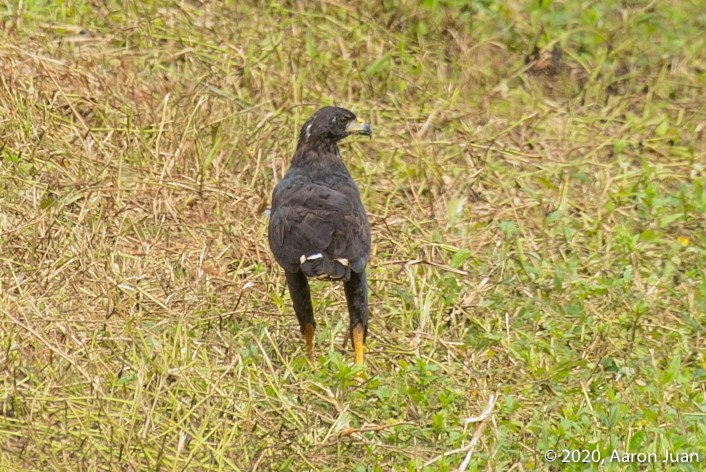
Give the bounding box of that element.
[1,0,705,470]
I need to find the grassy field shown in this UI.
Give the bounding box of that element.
[1,0,705,470]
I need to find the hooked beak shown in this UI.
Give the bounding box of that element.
[346,117,372,137]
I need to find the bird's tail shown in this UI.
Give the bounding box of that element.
[300,253,350,280]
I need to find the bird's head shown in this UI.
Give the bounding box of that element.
[299,106,372,145]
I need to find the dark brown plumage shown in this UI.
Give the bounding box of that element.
[268,106,372,365]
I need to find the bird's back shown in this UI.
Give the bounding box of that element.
[268,159,370,279]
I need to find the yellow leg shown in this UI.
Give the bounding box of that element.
[303,323,315,361]
[352,323,365,366]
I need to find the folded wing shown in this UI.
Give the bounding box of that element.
[268,176,370,278]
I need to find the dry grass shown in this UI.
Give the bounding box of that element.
[1,1,705,470]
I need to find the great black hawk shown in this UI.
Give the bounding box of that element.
[268,106,372,365]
